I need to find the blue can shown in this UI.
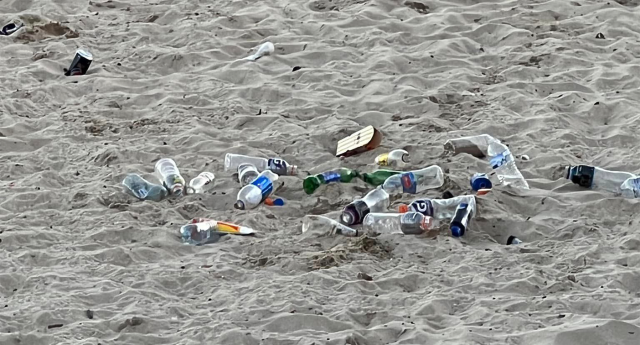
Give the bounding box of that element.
[470,173,492,192]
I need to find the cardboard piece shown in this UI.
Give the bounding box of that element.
[336,126,382,157]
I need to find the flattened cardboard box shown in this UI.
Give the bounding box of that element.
[336,126,382,157]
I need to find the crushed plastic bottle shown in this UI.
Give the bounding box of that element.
[235,170,279,210]
[122,173,168,202]
[224,153,297,176]
[375,149,410,168]
[566,165,636,194]
[301,215,358,237]
[238,163,260,186]
[341,187,390,226]
[303,168,359,194]
[398,195,476,220]
[444,134,529,189]
[381,165,444,194]
[180,219,256,245]
[363,212,434,235]
[187,172,215,194]
[450,199,476,237]
[154,158,186,196]
[621,177,640,199]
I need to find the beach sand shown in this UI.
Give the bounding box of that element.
[1,0,640,344]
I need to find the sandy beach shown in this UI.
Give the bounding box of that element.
[1,0,640,344]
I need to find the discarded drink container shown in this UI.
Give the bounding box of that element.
[375,149,410,168]
[0,22,23,36]
[341,187,390,226]
[224,153,297,176]
[242,42,275,61]
[566,165,636,194]
[302,215,358,237]
[470,172,492,192]
[238,163,260,186]
[621,177,640,199]
[450,200,475,237]
[154,158,186,196]
[235,170,279,210]
[381,165,444,194]
[303,168,359,194]
[64,49,93,76]
[187,172,215,194]
[363,212,433,235]
[506,236,522,245]
[359,169,402,186]
[180,219,256,245]
[398,195,476,220]
[122,173,168,202]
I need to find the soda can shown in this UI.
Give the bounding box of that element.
[65,49,93,76]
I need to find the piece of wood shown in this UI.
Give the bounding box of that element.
[336,126,382,157]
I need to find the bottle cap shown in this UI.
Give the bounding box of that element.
[470,173,492,191]
[340,211,355,226]
[398,204,409,213]
[451,225,464,237]
[265,197,285,206]
[401,153,410,163]
[234,200,245,210]
[171,184,184,196]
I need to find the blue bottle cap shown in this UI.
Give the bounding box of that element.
[470,173,492,192]
[451,225,464,237]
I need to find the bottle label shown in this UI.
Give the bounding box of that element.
[251,175,273,202]
[322,171,341,183]
[268,158,288,175]
[409,199,433,216]
[376,153,389,166]
[490,150,511,169]
[401,172,417,193]
[631,178,640,197]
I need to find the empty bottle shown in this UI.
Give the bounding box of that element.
[566,165,636,194]
[235,170,279,210]
[154,158,186,196]
[359,169,402,186]
[450,200,475,237]
[238,163,260,186]
[363,212,434,235]
[470,172,492,192]
[444,134,529,189]
[303,168,359,194]
[187,172,215,194]
[398,195,476,220]
[122,173,168,202]
[341,187,390,226]
[382,165,444,194]
[302,215,358,237]
[506,236,522,245]
[621,176,640,199]
[180,219,255,245]
[375,149,410,168]
[224,153,297,176]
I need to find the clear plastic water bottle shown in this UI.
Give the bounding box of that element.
[382,165,444,194]
[490,149,529,189]
[238,163,260,186]
[341,187,390,226]
[235,170,279,210]
[187,172,215,194]
[302,215,358,237]
[507,236,522,245]
[375,149,410,168]
[621,176,640,198]
[450,200,475,237]
[566,165,636,194]
[224,153,297,176]
[398,195,476,220]
[154,158,186,196]
[363,212,434,235]
[122,173,168,202]
[180,219,256,245]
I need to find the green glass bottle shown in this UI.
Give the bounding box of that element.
[359,169,402,186]
[303,168,360,194]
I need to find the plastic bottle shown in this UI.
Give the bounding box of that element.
[506,236,522,245]
[235,170,279,210]
[301,215,358,237]
[122,173,168,202]
[566,165,636,194]
[450,200,475,237]
[224,153,297,176]
[381,165,444,194]
[621,177,640,199]
[341,187,390,226]
[444,134,529,189]
[180,219,255,245]
[363,212,434,235]
[470,172,492,192]
[398,195,476,220]
[359,169,402,186]
[375,149,410,168]
[303,168,359,194]
[238,163,260,186]
[154,158,186,196]
[187,172,215,194]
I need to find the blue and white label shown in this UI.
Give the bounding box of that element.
[268,158,287,175]
[490,150,511,169]
[410,199,434,216]
[401,172,418,194]
[251,175,273,202]
[322,171,341,183]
